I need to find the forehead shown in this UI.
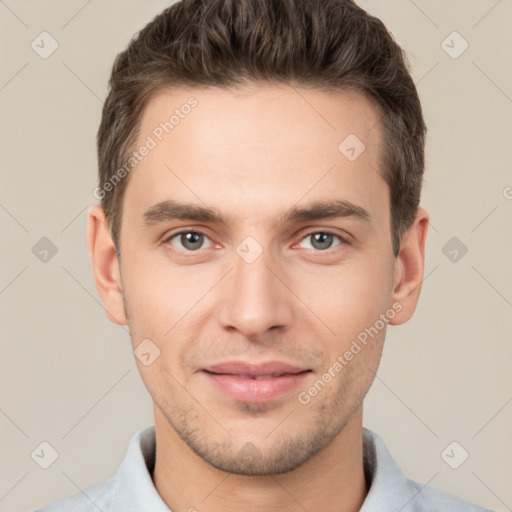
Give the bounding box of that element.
[139,84,382,155]
[122,84,388,229]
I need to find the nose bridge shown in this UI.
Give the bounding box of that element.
[216,242,293,337]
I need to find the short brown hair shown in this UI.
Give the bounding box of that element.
[97,0,426,257]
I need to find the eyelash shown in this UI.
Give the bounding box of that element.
[163,228,348,254]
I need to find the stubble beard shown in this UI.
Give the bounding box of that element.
[154,375,362,476]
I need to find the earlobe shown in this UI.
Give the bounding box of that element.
[388,207,429,326]
[87,205,128,325]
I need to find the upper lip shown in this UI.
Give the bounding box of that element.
[203,361,310,377]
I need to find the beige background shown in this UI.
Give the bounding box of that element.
[1,1,511,511]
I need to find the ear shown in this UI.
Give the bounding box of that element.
[388,207,429,325]
[87,205,128,325]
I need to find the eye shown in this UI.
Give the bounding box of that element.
[165,230,214,252]
[297,230,345,251]
[164,229,346,253]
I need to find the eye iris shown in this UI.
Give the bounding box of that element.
[181,232,203,250]
[311,232,333,250]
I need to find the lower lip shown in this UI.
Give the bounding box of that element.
[203,371,311,402]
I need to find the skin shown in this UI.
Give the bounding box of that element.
[88,84,429,512]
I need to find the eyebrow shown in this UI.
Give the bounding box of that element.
[142,199,371,228]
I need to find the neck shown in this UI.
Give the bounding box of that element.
[152,405,368,512]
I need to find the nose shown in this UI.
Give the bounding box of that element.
[216,246,294,341]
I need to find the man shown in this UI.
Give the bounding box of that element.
[36,0,493,510]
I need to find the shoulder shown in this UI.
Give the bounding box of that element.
[32,425,160,512]
[32,477,115,512]
[406,478,495,512]
[361,428,495,512]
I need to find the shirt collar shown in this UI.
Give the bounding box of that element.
[112,425,170,511]
[114,424,416,511]
[360,427,418,511]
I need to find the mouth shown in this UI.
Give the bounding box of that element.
[201,361,312,402]
[209,373,299,380]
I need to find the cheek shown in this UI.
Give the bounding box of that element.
[292,255,393,339]
[327,324,387,395]
[120,257,176,340]
[121,256,215,371]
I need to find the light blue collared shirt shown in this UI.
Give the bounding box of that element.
[34,425,494,511]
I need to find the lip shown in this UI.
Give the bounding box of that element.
[204,360,308,376]
[202,360,311,402]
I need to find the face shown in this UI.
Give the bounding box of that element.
[113,85,401,475]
